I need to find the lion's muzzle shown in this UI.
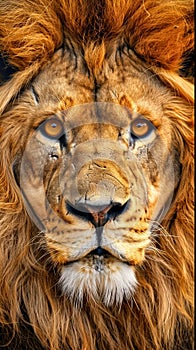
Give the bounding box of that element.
[64,157,131,227]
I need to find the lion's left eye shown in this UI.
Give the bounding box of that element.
[40,118,64,139]
[130,117,154,139]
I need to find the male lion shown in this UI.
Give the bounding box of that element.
[0,1,194,349]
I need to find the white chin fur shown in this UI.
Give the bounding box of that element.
[59,257,137,307]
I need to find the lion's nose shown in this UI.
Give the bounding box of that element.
[66,201,129,227]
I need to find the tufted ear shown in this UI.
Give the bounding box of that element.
[125,0,194,73]
[0,1,62,70]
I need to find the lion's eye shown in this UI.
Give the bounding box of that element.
[130,117,154,139]
[41,118,64,139]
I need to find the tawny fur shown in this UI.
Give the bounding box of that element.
[0,1,194,349]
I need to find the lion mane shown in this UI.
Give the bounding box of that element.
[0,1,194,349]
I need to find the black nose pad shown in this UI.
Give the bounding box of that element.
[66,201,129,227]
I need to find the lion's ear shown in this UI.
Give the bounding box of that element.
[0,1,62,71]
[126,0,194,73]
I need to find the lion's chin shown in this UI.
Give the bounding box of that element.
[59,256,137,307]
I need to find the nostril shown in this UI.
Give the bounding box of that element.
[107,200,130,220]
[66,200,130,227]
[66,202,93,222]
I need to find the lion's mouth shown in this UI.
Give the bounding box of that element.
[89,247,111,272]
[90,246,110,257]
[66,246,133,269]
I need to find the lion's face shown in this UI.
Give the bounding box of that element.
[17,48,180,305]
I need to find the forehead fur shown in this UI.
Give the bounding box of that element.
[0,0,194,73]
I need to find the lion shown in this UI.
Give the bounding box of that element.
[0,1,194,349]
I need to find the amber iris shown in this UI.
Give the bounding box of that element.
[131,117,152,138]
[42,118,64,138]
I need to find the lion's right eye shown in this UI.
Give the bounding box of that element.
[40,118,64,139]
[130,117,156,143]
[131,117,153,138]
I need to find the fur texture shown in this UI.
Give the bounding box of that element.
[0,1,194,350]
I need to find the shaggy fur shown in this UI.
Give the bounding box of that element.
[0,1,194,349]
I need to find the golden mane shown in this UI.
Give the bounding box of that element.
[0,1,194,349]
